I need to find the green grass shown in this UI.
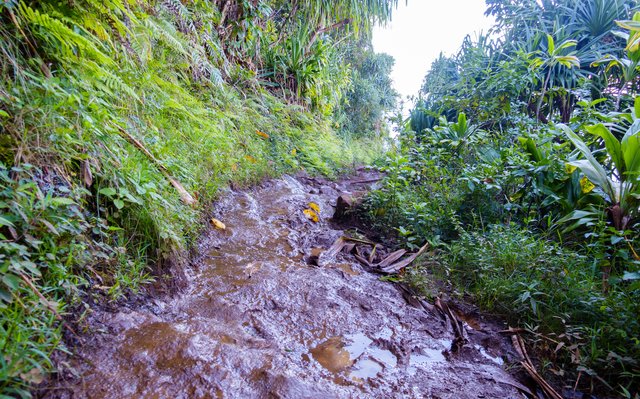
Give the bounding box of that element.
[403,223,640,395]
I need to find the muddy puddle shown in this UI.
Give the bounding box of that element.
[43,170,527,398]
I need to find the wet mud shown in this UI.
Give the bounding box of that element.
[44,170,527,398]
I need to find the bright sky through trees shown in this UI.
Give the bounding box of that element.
[372,0,494,101]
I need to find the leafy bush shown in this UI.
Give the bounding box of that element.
[445,224,639,392]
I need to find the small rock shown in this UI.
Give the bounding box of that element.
[308,247,324,265]
[333,194,355,220]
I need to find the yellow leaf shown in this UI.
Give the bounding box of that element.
[303,208,319,223]
[245,155,257,163]
[565,163,578,174]
[580,176,595,194]
[231,163,238,172]
[210,218,226,230]
[374,208,386,216]
[256,130,269,139]
[308,202,320,213]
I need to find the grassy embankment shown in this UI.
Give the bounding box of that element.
[0,2,384,395]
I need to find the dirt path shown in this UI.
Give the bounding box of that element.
[44,169,526,398]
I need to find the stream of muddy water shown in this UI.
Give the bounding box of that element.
[45,170,527,398]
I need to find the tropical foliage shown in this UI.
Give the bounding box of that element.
[367,0,640,396]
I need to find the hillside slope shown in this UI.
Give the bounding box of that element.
[0,1,396,395]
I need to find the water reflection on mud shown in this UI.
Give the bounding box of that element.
[47,171,525,399]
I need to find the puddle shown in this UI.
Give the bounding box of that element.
[475,344,504,366]
[369,347,397,368]
[343,333,372,360]
[310,333,372,373]
[351,358,383,379]
[310,337,353,373]
[310,332,397,382]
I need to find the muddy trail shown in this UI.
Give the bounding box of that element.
[44,169,529,399]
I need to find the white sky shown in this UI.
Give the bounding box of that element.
[372,0,494,103]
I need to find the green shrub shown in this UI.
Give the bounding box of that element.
[444,224,639,392]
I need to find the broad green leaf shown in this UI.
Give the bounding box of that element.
[621,119,640,177]
[20,261,41,277]
[546,34,554,55]
[2,273,21,290]
[0,215,14,227]
[561,124,616,200]
[622,271,640,281]
[556,39,577,51]
[518,137,543,162]
[616,20,640,31]
[557,56,579,68]
[634,96,640,120]
[51,197,75,206]
[113,199,125,209]
[0,288,11,302]
[586,124,624,176]
[99,187,117,196]
[557,209,599,233]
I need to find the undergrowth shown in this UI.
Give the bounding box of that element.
[364,116,640,395]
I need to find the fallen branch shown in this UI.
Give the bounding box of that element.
[19,273,79,338]
[354,254,371,268]
[380,242,429,274]
[435,297,467,352]
[116,126,196,206]
[510,332,562,399]
[342,236,377,246]
[318,237,347,265]
[376,249,407,268]
[397,283,434,313]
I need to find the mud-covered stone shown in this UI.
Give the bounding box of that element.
[333,194,356,220]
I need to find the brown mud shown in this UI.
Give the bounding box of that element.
[41,169,528,399]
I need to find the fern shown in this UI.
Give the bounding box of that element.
[145,17,189,57]
[161,0,193,32]
[130,26,153,67]
[83,60,141,102]
[162,0,191,20]
[18,4,115,67]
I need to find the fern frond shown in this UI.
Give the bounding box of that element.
[18,4,115,67]
[130,26,153,67]
[162,0,191,21]
[83,60,141,102]
[144,17,188,57]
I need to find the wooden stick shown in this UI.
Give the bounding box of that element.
[375,249,407,268]
[116,127,196,206]
[19,273,79,338]
[511,333,562,399]
[342,236,377,246]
